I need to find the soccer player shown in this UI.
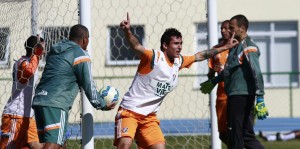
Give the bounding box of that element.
[32,24,116,149]
[259,130,300,141]
[1,35,44,149]
[206,20,230,145]
[201,14,269,149]
[114,13,238,149]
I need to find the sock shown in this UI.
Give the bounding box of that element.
[281,133,296,141]
[266,135,276,141]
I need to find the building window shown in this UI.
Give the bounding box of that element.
[40,27,70,66]
[195,23,211,86]
[248,22,298,87]
[107,25,145,65]
[0,28,10,68]
[195,21,299,87]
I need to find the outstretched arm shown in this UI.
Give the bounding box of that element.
[195,32,238,62]
[120,12,145,58]
[73,52,115,110]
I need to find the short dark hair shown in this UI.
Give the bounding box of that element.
[160,28,182,51]
[222,20,230,25]
[69,24,89,41]
[24,35,44,53]
[230,14,249,30]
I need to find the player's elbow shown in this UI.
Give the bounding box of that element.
[17,71,34,84]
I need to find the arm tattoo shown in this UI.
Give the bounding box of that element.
[203,48,219,59]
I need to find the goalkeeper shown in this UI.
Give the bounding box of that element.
[201,15,268,149]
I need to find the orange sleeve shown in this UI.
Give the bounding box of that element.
[208,50,229,70]
[180,55,195,70]
[219,50,229,65]
[137,49,154,74]
[208,57,215,69]
[17,55,39,84]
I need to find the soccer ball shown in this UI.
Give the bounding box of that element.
[99,86,119,104]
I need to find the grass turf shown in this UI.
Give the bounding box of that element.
[65,135,300,149]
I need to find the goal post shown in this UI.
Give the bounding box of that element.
[31,0,38,35]
[207,0,222,148]
[79,0,95,148]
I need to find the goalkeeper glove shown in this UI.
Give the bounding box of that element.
[200,77,219,94]
[255,97,269,120]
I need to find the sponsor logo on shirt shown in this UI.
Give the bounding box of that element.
[36,90,48,96]
[151,80,173,97]
[122,127,129,134]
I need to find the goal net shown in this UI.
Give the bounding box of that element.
[0,0,212,148]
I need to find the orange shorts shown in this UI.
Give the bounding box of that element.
[0,114,39,149]
[114,108,165,149]
[216,100,227,133]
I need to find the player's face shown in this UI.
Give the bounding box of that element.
[221,22,230,40]
[229,19,241,40]
[165,36,182,60]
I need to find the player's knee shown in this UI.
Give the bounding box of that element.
[42,143,61,149]
[117,143,132,149]
[149,143,166,149]
[117,137,133,149]
[28,141,43,149]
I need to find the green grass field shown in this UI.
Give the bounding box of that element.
[65,135,300,149]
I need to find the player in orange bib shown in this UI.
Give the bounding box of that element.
[207,20,230,146]
[114,13,239,149]
[1,35,44,149]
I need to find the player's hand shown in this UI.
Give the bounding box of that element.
[106,101,117,110]
[100,94,118,111]
[200,79,217,94]
[255,97,269,120]
[34,35,45,57]
[224,32,239,49]
[34,43,44,56]
[120,12,131,33]
[213,64,224,72]
[101,102,117,111]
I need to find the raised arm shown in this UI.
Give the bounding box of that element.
[195,32,238,62]
[17,39,45,84]
[17,55,40,84]
[120,12,145,58]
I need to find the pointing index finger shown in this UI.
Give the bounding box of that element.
[127,12,130,21]
[231,31,235,40]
